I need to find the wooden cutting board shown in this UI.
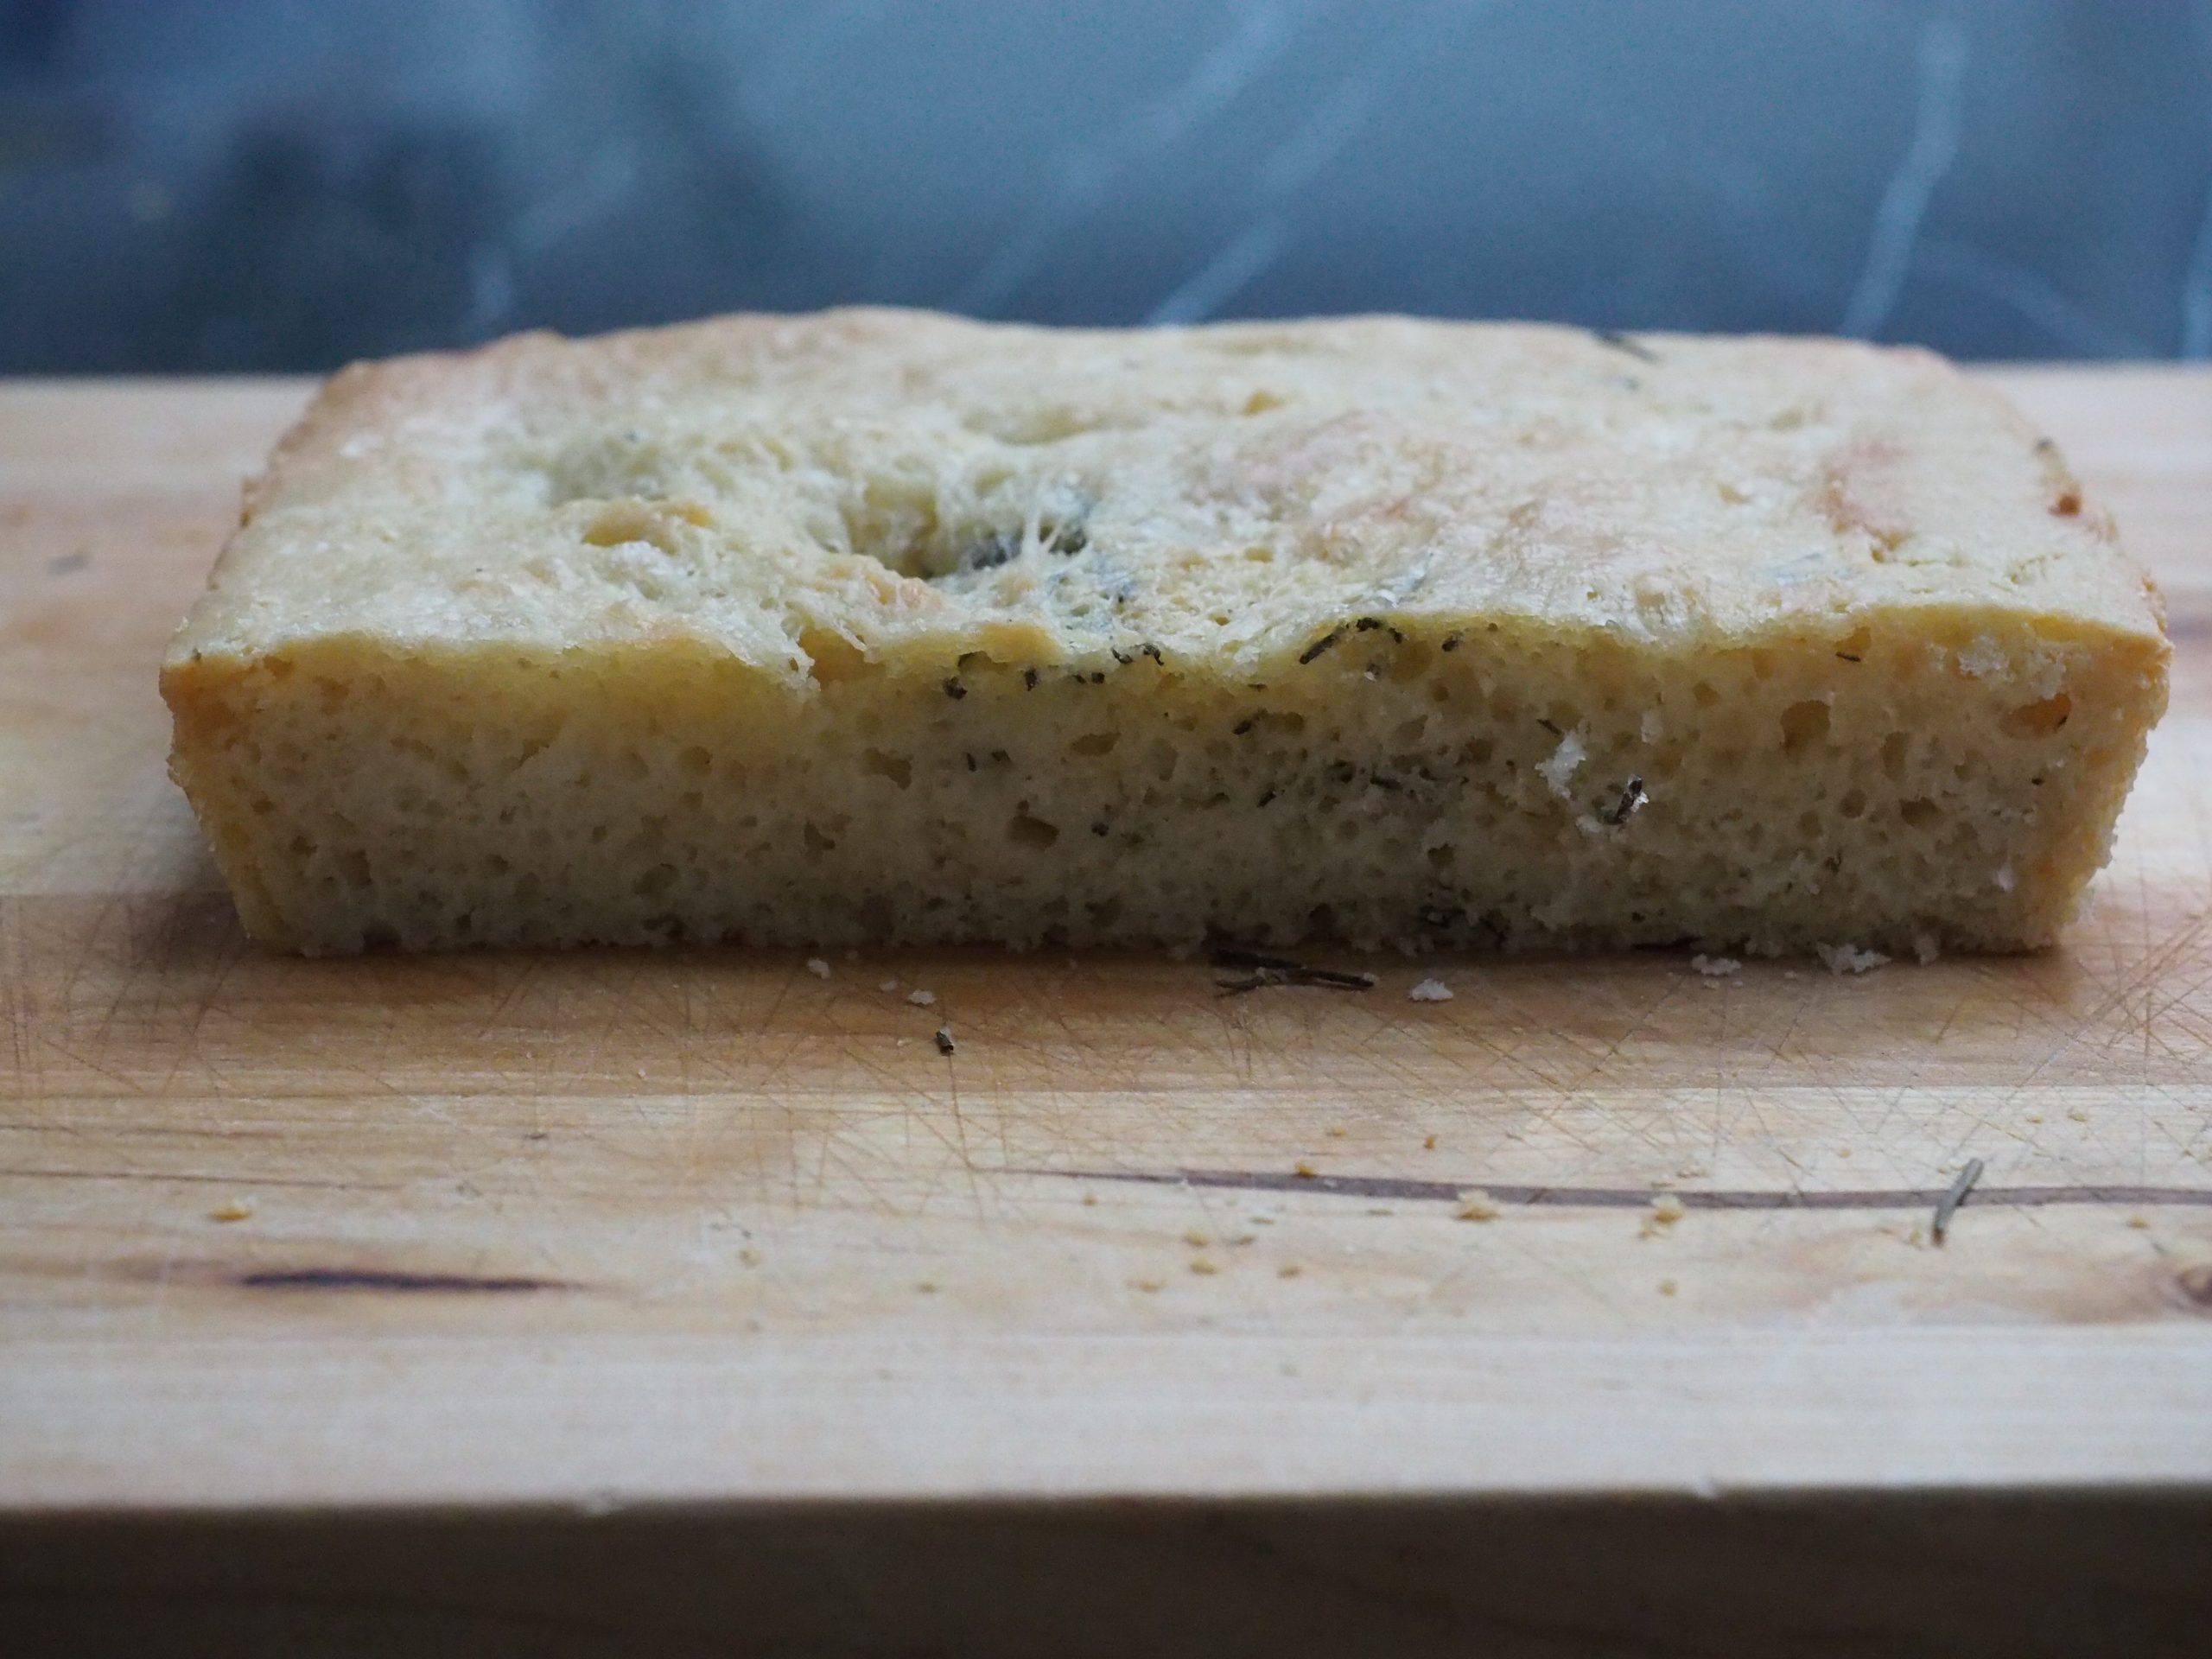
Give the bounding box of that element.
[2,370,2209,1529]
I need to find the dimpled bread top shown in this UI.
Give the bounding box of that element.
[168,308,2163,685]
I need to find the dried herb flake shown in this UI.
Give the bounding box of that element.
[1299,627,1345,664]
[1590,327,1658,363]
[1211,947,1377,995]
[1931,1156,1985,1245]
[1605,775,1649,826]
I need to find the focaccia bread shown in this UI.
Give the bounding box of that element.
[162,309,2169,956]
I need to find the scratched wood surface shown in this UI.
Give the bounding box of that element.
[1,370,2209,1515]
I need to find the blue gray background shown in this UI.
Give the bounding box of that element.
[3,0,2209,372]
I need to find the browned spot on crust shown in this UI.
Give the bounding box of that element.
[1815,440,1913,559]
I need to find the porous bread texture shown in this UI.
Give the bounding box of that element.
[162,309,2169,956]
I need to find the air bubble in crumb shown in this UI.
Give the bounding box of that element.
[1408,977,1452,1002]
[1691,954,1740,977]
[804,957,831,979]
[907,988,938,1006]
[1815,943,1890,976]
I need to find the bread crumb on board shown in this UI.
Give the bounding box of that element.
[1455,1188,1501,1222]
[1408,976,1454,1002]
[1640,1192,1688,1238]
[907,988,938,1007]
[1691,953,1740,977]
[208,1198,256,1223]
[804,956,831,979]
[1816,943,1891,976]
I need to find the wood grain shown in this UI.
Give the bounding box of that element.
[1,371,2209,1521]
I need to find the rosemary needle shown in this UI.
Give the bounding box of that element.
[1931,1156,1985,1246]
